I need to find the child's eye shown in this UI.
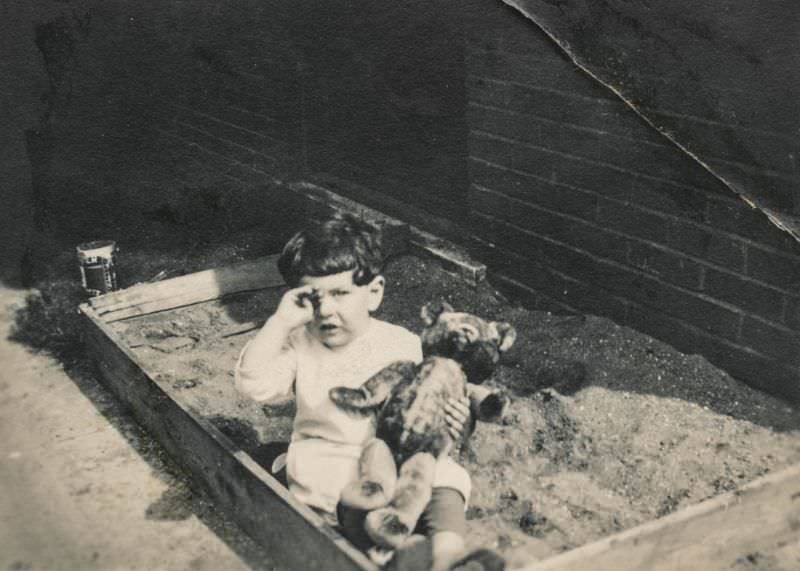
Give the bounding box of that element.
[332,290,349,297]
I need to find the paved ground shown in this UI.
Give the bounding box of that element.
[0,284,280,571]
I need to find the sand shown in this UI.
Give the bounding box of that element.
[103,252,800,566]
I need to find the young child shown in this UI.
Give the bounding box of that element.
[235,212,472,570]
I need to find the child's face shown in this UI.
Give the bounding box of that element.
[299,270,384,350]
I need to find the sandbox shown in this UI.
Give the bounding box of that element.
[81,248,800,570]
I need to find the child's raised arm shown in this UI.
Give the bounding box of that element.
[234,285,317,402]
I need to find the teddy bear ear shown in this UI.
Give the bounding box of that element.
[420,300,454,325]
[494,322,517,352]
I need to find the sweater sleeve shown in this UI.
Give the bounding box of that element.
[234,336,297,404]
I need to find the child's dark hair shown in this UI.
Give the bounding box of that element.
[277,212,384,287]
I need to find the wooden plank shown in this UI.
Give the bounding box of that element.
[410,229,487,286]
[289,179,492,286]
[79,303,376,571]
[90,254,283,311]
[517,463,800,571]
[90,255,284,322]
[288,179,488,286]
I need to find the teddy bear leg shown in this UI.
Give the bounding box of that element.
[340,438,398,510]
[365,452,436,549]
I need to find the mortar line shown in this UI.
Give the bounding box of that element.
[469,155,800,264]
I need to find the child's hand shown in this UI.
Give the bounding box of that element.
[272,285,319,331]
[444,396,471,443]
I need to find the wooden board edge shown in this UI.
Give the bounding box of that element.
[516,462,800,571]
[78,302,377,571]
[90,254,284,319]
[408,230,487,287]
[288,180,487,287]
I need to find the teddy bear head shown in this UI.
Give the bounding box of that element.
[419,301,516,384]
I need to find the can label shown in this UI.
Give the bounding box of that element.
[77,241,118,296]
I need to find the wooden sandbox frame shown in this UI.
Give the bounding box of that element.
[80,189,800,571]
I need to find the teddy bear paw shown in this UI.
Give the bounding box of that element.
[329,387,370,412]
[478,391,510,423]
[341,438,397,509]
[340,479,394,510]
[365,507,413,549]
[366,545,395,567]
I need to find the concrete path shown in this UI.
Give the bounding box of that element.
[0,285,281,571]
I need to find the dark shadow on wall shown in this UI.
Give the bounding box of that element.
[11,0,477,293]
[289,0,471,222]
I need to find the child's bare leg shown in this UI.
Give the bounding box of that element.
[419,486,469,571]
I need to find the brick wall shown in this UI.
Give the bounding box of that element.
[465,5,800,401]
[503,0,800,226]
[141,2,299,187]
[138,1,469,224]
[290,1,469,221]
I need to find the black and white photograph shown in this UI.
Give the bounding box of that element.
[1,1,799,570]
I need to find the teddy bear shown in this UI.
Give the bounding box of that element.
[329,300,516,550]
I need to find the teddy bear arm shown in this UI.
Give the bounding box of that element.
[329,360,417,413]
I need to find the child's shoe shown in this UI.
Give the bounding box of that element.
[449,548,506,571]
[386,535,433,571]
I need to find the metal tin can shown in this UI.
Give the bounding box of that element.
[77,240,118,296]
